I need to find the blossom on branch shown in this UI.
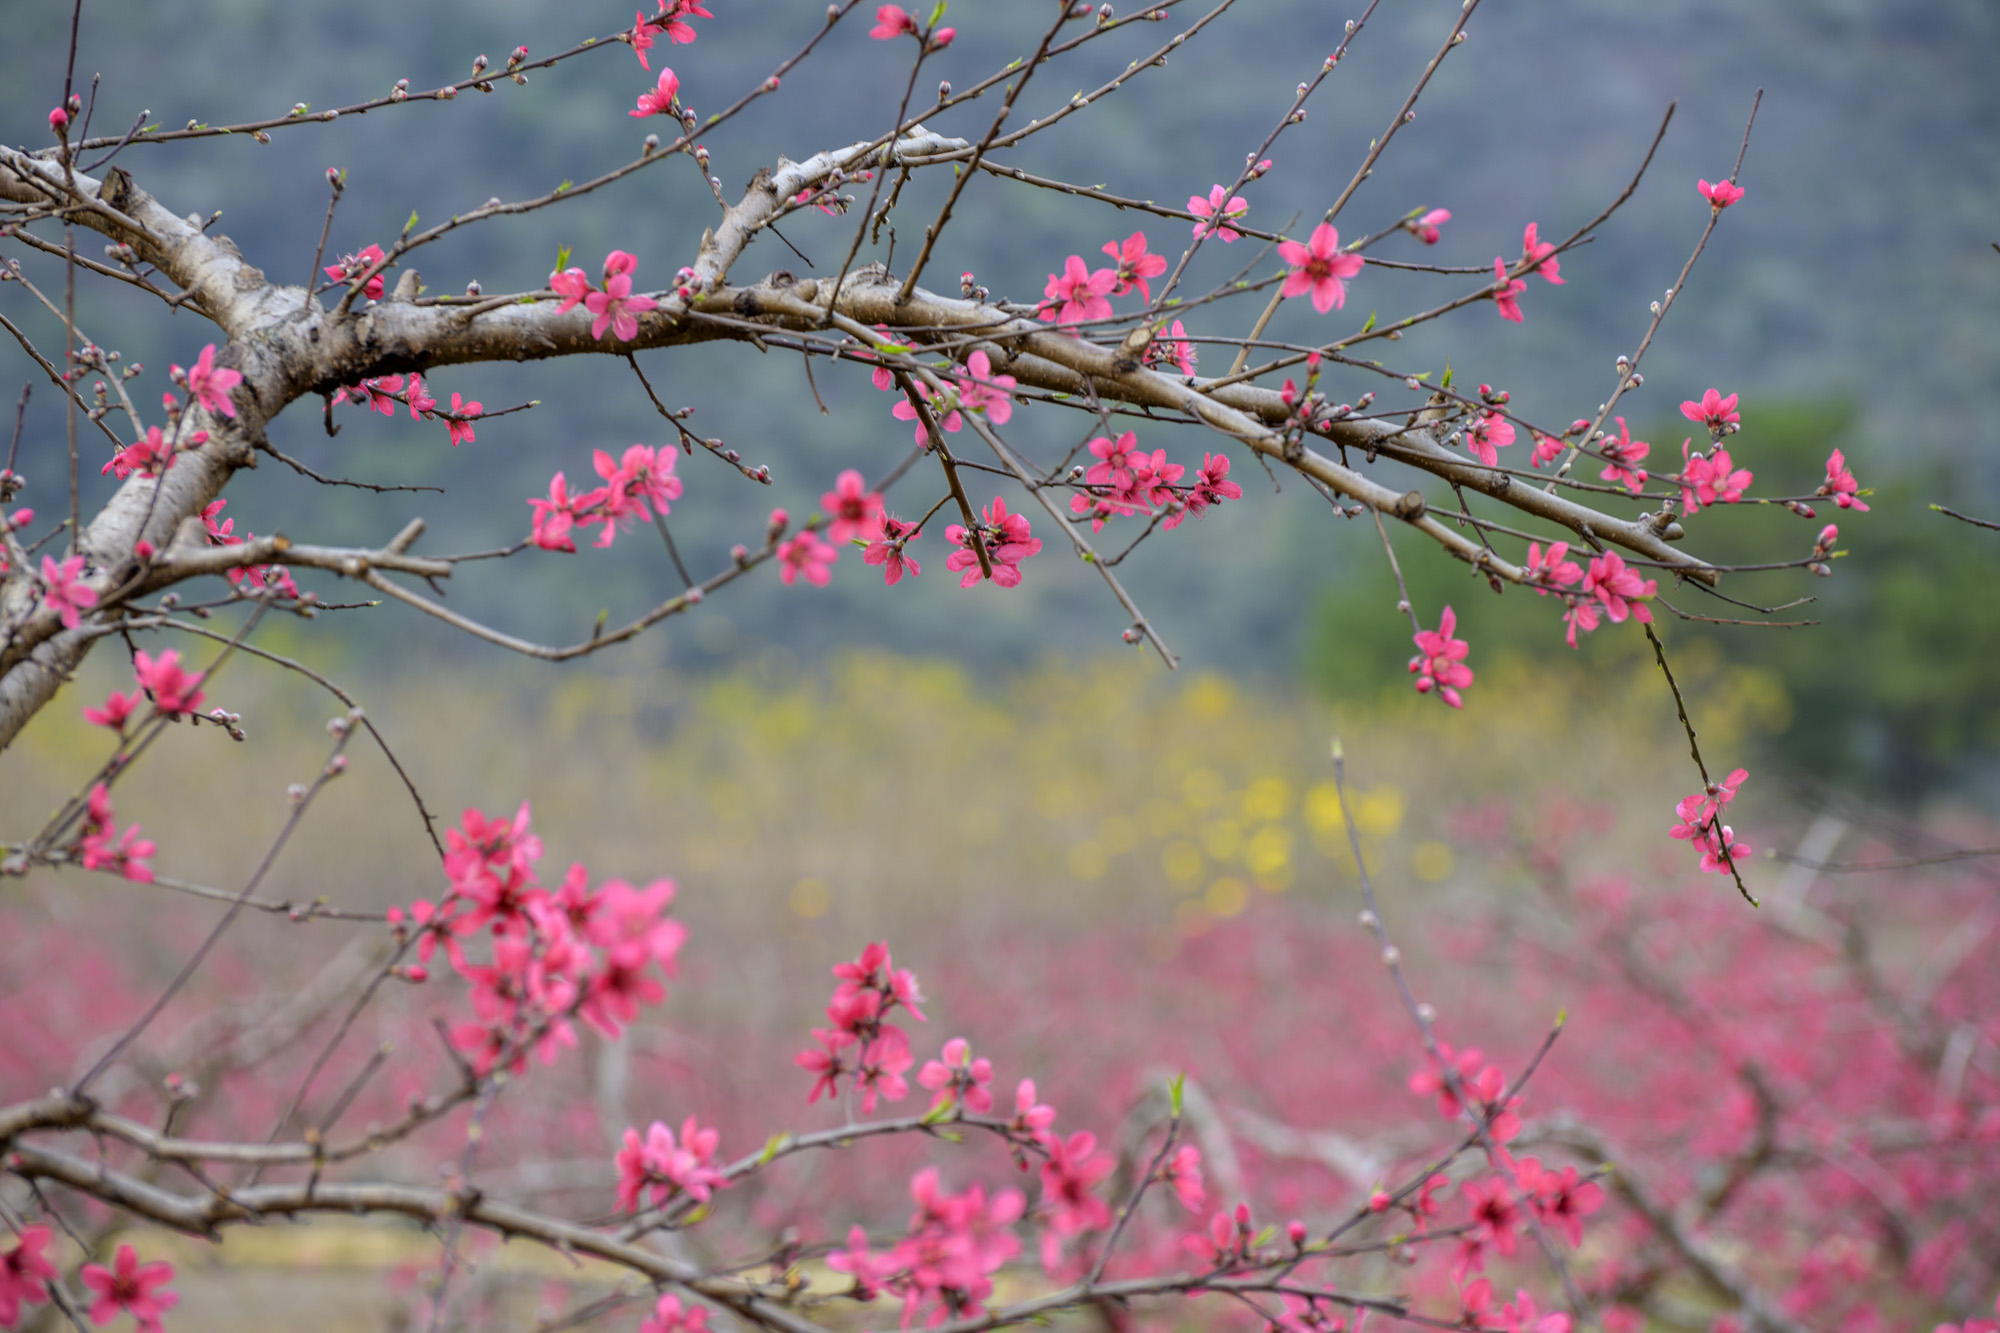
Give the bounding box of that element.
[1819,448,1869,510]
[38,554,97,628]
[1408,207,1450,244]
[953,350,1016,423]
[630,67,682,118]
[1038,255,1117,327]
[1599,418,1650,493]
[79,1246,177,1333]
[1408,606,1473,708]
[176,343,241,419]
[823,469,886,542]
[586,251,659,341]
[1101,231,1167,301]
[1679,386,1741,436]
[947,496,1043,588]
[1277,223,1364,314]
[1492,258,1528,323]
[863,515,923,585]
[1188,185,1249,242]
[1698,177,1746,210]
[1519,222,1564,285]
[777,529,839,586]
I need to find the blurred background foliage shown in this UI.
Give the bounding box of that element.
[2,0,1997,803]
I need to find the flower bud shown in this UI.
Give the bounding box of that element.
[48,107,69,131]
[929,26,955,49]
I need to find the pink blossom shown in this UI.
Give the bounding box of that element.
[1530,432,1565,468]
[1520,222,1564,285]
[79,1245,178,1333]
[1563,597,1601,648]
[39,554,97,628]
[1039,1129,1115,1253]
[1499,1288,1572,1333]
[1514,1156,1605,1249]
[1085,430,1144,489]
[1582,550,1657,626]
[1163,451,1242,530]
[1159,1143,1205,1213]
[656,0,712,45]
[1464,410,1516,467]
[827,1226,893,1300]
[1189,185,1249,242]
[615,1116,727,1212]
[0,1225,57,1326]
[80,783,157,883]
[1525,540,1581,593]
[1408,605,1473,708]
[855,1029,914,1111]
[890,381,962,444]
[917,1036,994,1114]
[1038,255,1117,326]
[550,266,592,314]
[585,251,659,341]
[1012,1078,1059,1145]
[1278,223,1364,314]
[1462,1176,1522,1260]
[1101,231,1168,301]
[101,426,175,481]
[954,350,1016,423]
[403,372,437,418]
[1698,178,1746,210]
[1144,318,1198,377]
[1819,448,1869,511]
[641,1295,711,1333]
[946,495,1043,588]
[177,343,241,418]
[822,469,886,542]
[446,393,482,446]
[1409,207,1450,244]
[1678,442,1752,513]
[863,515,923,585]
[1492,258,1527,323]
[84,686,147,731]
[1599,418,1650,493]
[1680,387,1741,435]
[325,243,388,299]
[529,472,583,552]
[778,529,839,586]
[870,5,917,38]
[629,11,657,68]
[630,67,682,118]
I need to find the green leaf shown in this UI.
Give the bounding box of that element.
[1441,364,1454,390]
[555,180,572,194]
[555,245,572,274]
[928,0,948,23]
[759,1132,790,1164]
[1168,1072,1185,1117]
[921,1100,957,1126]
[1412,371,1432,383]
[1359,312,1377,333]
[404,210,420,234]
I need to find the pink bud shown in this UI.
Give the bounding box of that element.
[1287,1219,1309,1246]
[48,107,69,131]
[930,26,955,48]
[405,964,429,983]
[1817,524,1837,546]
[134,539,154,559]
[1368,1190,1391,1212]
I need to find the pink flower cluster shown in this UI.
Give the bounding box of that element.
[387,802,686,1074]
[1070,432,1240,533]
[1669,767,1751,873]
[614,1114,726,1214]
[1409,1040,1522,1142]
[1677,442,1752,513]
[324,243,388,300]
[1561,550,1657,647]
[870,5,953,47]
[1409,606,1473,708]
[946,496,1043,589]
[79,1244,178,1333]
[551,251,659,341]
[79,782,157,883]
[331,371,482,447]
[1819,448,1868,511]
[1492,223,1563,323]
[830,1168,1020,1326]
[0,1226,59,1328]
[529,443,683,551]
[796,941,927,1112]
[627,0,710,70]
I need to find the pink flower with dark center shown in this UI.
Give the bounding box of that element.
[446,393,482,446]
[657,0,712,45]
[945,495,1042,589]
[1500,1288,1572,1333]
[870,5,917,38]
[79,1245,178,1333]
[827,1226,892,1300]
[1514,1156,1605,1249]
[1582,550,1657,627]
[177,343,242,419]
[778,529,839,586]
[1520,222,1564,285]
[40,554,98,628]
[0,1224,58,1326]
[1277,223,1364,314]
[1563,597,1601,648]
[822,469,885,543]
[1039,1130,1115,1243]
[1599,418,1650,493]
[1680,387,1741,435]
[1189,185,1249,242]
[615,1117,727,1212]
[1464,410,1516,467]
[863,515,923,585]
[1819,448,1869,511]
[1408,605,1473,708]
[1409,207,1450,244]
[529,472,583,552]
[1462,1176,1522,1258]
[1013,1077,1057,1145]
[1163,451,1241,529]
[1038,255,1117,327]
[80,783,157,883]
[1678,442,1752,513]
[1101,231,1168,301]
[586,251,659,341]
[1492,258,1527,323]
[630,67,682,118]
[1085,430,1144,489]
[1530,432,1565,468]
[629,11,657,68]
[1143,318,1198,377]
[1698,178,1746,210]
[954,350,1016,423]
